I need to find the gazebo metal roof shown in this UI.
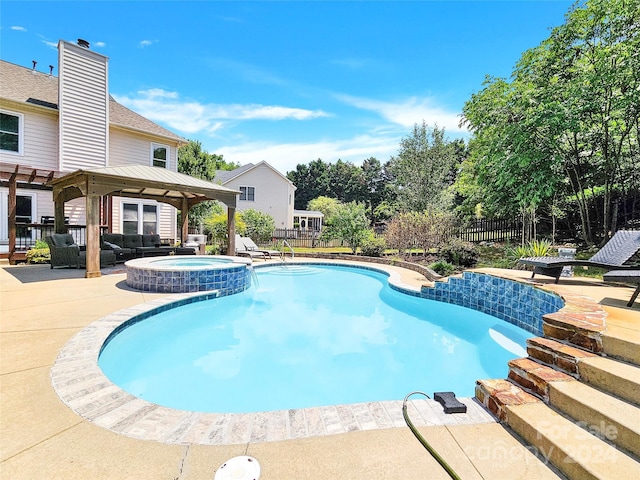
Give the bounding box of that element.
[48,165,239,208]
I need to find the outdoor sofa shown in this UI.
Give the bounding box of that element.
[518,230,640,283]
[101,233,195,262]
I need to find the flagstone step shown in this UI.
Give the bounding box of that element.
[506,401,640,480]
[507,358,640,459]
[548,380,640,459]
[526,337,640,405]
[526,336,597,376]
[577,356,640,407]
[541,291,607,353]
[601,326,640,366]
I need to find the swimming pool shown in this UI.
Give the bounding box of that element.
[99,264,532,413]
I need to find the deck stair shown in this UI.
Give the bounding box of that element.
[476,297,640,479]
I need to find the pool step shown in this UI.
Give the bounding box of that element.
[508,358,640,459]
[541,307,606,354]
[506,401,640,480]
[476,377,640,479]
[526,337,640,405]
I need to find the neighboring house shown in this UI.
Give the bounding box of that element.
[215,161,296,229]
[0,39,185,255]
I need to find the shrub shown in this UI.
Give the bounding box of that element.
[430,260,455,277]
[506,239,553,266]
[241,209,276,242]
[440,238,478,267]
[360,233,386,257]
[26,247,50,264]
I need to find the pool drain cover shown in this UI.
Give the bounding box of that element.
[214,456,261,480]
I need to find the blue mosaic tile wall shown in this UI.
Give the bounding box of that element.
[126,264,251,295]
[420,272,564,335]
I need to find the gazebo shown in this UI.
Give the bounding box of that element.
[47,165,240,278]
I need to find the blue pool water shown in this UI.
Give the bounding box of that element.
[150,257,233,267]
[99,264,532,413]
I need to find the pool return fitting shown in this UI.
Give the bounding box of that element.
[402,391,462,480]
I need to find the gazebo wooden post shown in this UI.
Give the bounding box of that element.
[180,197,189,246]
[54,200,67,234]
[85,194,101,278]
[227,206,236,256]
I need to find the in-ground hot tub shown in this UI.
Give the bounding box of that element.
[125,255,253,295]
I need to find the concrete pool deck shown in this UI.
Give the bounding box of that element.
[1,259,638,479]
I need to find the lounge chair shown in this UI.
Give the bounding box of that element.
[234,234,267,261]
[603,270,640,307]
[518,230,640,283]
[46,233,116,269]
[240,236,282,260]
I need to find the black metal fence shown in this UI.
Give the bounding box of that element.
[454,218,522,243]
[10,223,108,250]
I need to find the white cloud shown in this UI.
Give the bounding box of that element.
[11,26,27,32]
[94,41,106,48]
[213,134,401,174]
[139,39,155,48]
[42,40,57,50]
[113,89,329,134]
[336,94,467,133]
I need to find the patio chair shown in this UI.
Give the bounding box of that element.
[234,234,267,261]
[603,270,640,307]
[45,234,80,269]
[240,236,282,260]
[518,230,640,283]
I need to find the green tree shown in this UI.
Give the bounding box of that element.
[240,209,276,243]
[287,159,330,210]
[360,157,389,225]
[326,159,364,203]
[458,0,640,244]
[307,196,341,221]
[322,202,369,254]
[389,122,457,212]
[178,140,239,229]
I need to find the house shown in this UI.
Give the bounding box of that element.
[0,39,193,261]
[215,161,297,229]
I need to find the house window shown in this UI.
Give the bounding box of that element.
[239,186,255,202]
[151,143,168,168]
[123,202,158,234]
[0,111,23,154]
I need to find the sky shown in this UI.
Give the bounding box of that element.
[1,0,573,175]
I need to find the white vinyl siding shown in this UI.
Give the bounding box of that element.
[225,163,295,228]
[58,41,109,171]
[0,108,59,169]
[109,129,176,171]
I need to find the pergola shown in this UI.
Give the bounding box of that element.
[48,165,240,278]
[1,163,63,265]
